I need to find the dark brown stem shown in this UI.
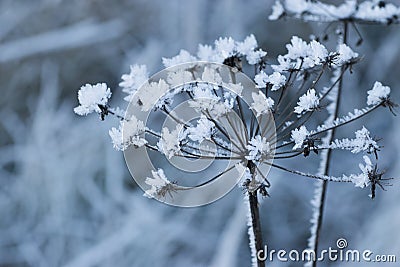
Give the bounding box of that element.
[247,161,265,267]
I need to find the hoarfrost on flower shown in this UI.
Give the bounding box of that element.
[188,115,215,142]
[246,135,271,161]
[197,44,216,62]
[291,126,309,150]
[254,71,268,88]
[367,81,391,105]
[189,83,232,118]
[162,49,197,68]
[74,83,111,116]
[327,127,379,154]
[355,1,400,23]
[138,79,170,111]
[286,36,309,60]
[166,70,193,87]
[144,169,175,198]
[349,156,373,188]
[294,89,319,114]
[108,115,147,151]
[215,37,236,60]
[335,44,359,65]
[157,124,186,159]
[237,35,266,65]
[267,72,286,91]
[119,64,148,101]
[250,91,274,117]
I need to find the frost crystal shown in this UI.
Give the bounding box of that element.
[74,83,111,116]
[250,91,274,117]
[138,79,170,111]
[162,49,197,68]
[246,135,271,161]
[327,127,379,154]
[335,44,359,65]
[356,1,400,23]
[294,89,319,114]
[189,83,232,118]
[215,37,236,60]
[274,0,399,24]
[349,156,373,188]
[269,0,285,20]
[272,36,328,71]
[267,72,286,91]
[254,71,268,88]
[166,70,193,87]
[157,124,186,159]
[291,126,309,150]
[367,81,391,105]
[119,65,148,101]
[144,169,175,198]
[108,115,147,151]
[188,115,215,142]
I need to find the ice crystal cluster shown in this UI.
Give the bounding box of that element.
[270,0,400,24]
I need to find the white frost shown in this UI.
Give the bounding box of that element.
[250,91,274,117]
[294,89,319,114]
[291,126,309,150]
[367,81,391,105]
[74,83,111,116]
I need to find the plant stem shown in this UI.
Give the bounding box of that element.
[308,21,348,267]
[247,161,265,267]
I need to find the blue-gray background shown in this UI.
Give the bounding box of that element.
[0,0,399,266]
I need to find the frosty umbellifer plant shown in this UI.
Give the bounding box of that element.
[74,1,398,266]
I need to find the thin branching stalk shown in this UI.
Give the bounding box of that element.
[306,22,348,267]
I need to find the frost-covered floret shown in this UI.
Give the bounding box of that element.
[356,1,400,23]
[309,40,328,64]
[367,81,391,105]
[272,0,400,24]
[119,65,148,101]
[162,49,197,68]
[349,155,373,188]
[74,83,111,116]
[137,79,170,111]
[286,36,309,60]
[246,135,271,161]
[294,89,319,114]
[254,71,268,88]
[215,37,236,60]
[335,44,359,65]
[291,126,310,150]
[327,127,379,154]
[269,0,285,20]
[189,83,233,118]
[188,115,215,142]
[267,72,286,91]
[250,91,274,117]
[272,37,329,71]
[108,115,147,151]
[254,71,286,91]
[157,124,186,159]
[144,169,176,198]
[166,70,193,87]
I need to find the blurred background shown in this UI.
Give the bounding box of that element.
[0,0,399,266]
